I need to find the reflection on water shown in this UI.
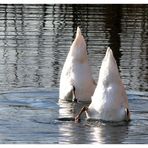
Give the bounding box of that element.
[58,101,129,144]
[0,4,147,91]
[89,123,129,144]
[0,88,148,144]
[0,4,148,144]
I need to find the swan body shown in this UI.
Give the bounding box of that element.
[75,47,130,122]
[86,47,130,121]
[59,27,96,102]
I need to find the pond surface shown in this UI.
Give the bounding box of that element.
[0,4,148,144]
[0,88,148,144]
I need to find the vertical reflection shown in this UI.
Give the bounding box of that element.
[90,123,129,144]
[71,4,89,41]
[72,4,80,37]
[13,5,20,86]
[58,102,92,144]
[139,5,148,91]
[85,5,89,48]
[2,4,9,89]
[0,4,147,92]
[3,4,8,61]
[58,101,129,144]
[120,5,148,91]
[105,5,122,67]
[35,4,48,87]
[3,4,22,89]
[51,4,59,87]
[51,4,66,87]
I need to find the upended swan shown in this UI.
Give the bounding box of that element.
[75,47,130,122]
[59,27,96,102]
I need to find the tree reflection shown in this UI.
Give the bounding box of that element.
[0,4,147,92]
[105,5,122,67]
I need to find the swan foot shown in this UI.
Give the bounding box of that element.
[75,115,81,123]
[75,106,88,123]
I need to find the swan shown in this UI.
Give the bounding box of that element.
[59,27,96,102]
[75,47,130,122]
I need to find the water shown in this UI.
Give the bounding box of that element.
[0,4,148,144]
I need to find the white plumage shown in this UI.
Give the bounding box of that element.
[75,47,130,122]
[59,27,96,102]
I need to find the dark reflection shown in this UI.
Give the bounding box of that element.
[105,5,122,67]
[0,4,147,92]
[3,4,8,59]
[72,5,89,44]
[72,4,85,36]
[120,5,148,91]
[139,5,148,91]
[13,5,21,86]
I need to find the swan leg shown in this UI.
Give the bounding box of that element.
[72,86,77,102]
[75,106,88,122]
[125,108,130,121]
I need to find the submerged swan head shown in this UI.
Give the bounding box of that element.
[68,27,88,63]
[75,47,130,122]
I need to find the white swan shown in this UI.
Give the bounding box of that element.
[75,47,130,122]
[59,27,96,102]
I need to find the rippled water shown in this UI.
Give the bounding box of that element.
[0,4,148,144]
